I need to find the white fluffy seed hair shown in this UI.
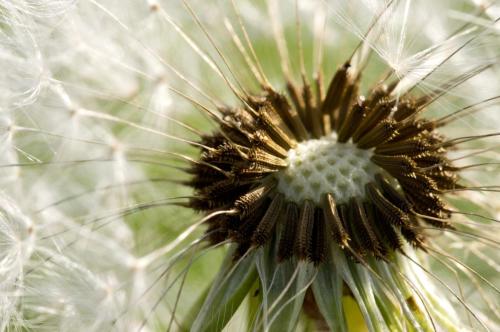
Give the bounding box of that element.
[0,0,499,331]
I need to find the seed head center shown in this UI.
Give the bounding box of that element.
[275,134,380,205]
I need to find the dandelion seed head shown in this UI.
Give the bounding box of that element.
[1,0,500,330]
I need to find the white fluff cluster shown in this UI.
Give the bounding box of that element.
[0,1,200,330]
[0,0,499,331]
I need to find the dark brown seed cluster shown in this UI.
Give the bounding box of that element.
[187,61,458,264]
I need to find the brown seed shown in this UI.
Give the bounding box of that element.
[311,208,328,264]
[376,138,433,156]
[295,200,315,260]
[252,193,285,246]
[351,198,383,258]
[321,62,351,120]
[278,202,300,261]
[338,98,367,143]
[366,183,411,229]
[257,103,297,150]
[352,98,394,142]
[266,89,309,141]
[365,202,402,253]
[357,119,398,149]
[234,180,276,218]
[322,193,350,247]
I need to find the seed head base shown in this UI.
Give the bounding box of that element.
[188,62,458,264]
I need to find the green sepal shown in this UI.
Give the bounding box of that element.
[312,259,348,332]
[254,246,315,332]
[190,247,257,332]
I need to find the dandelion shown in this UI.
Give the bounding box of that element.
[1,0,499,331]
